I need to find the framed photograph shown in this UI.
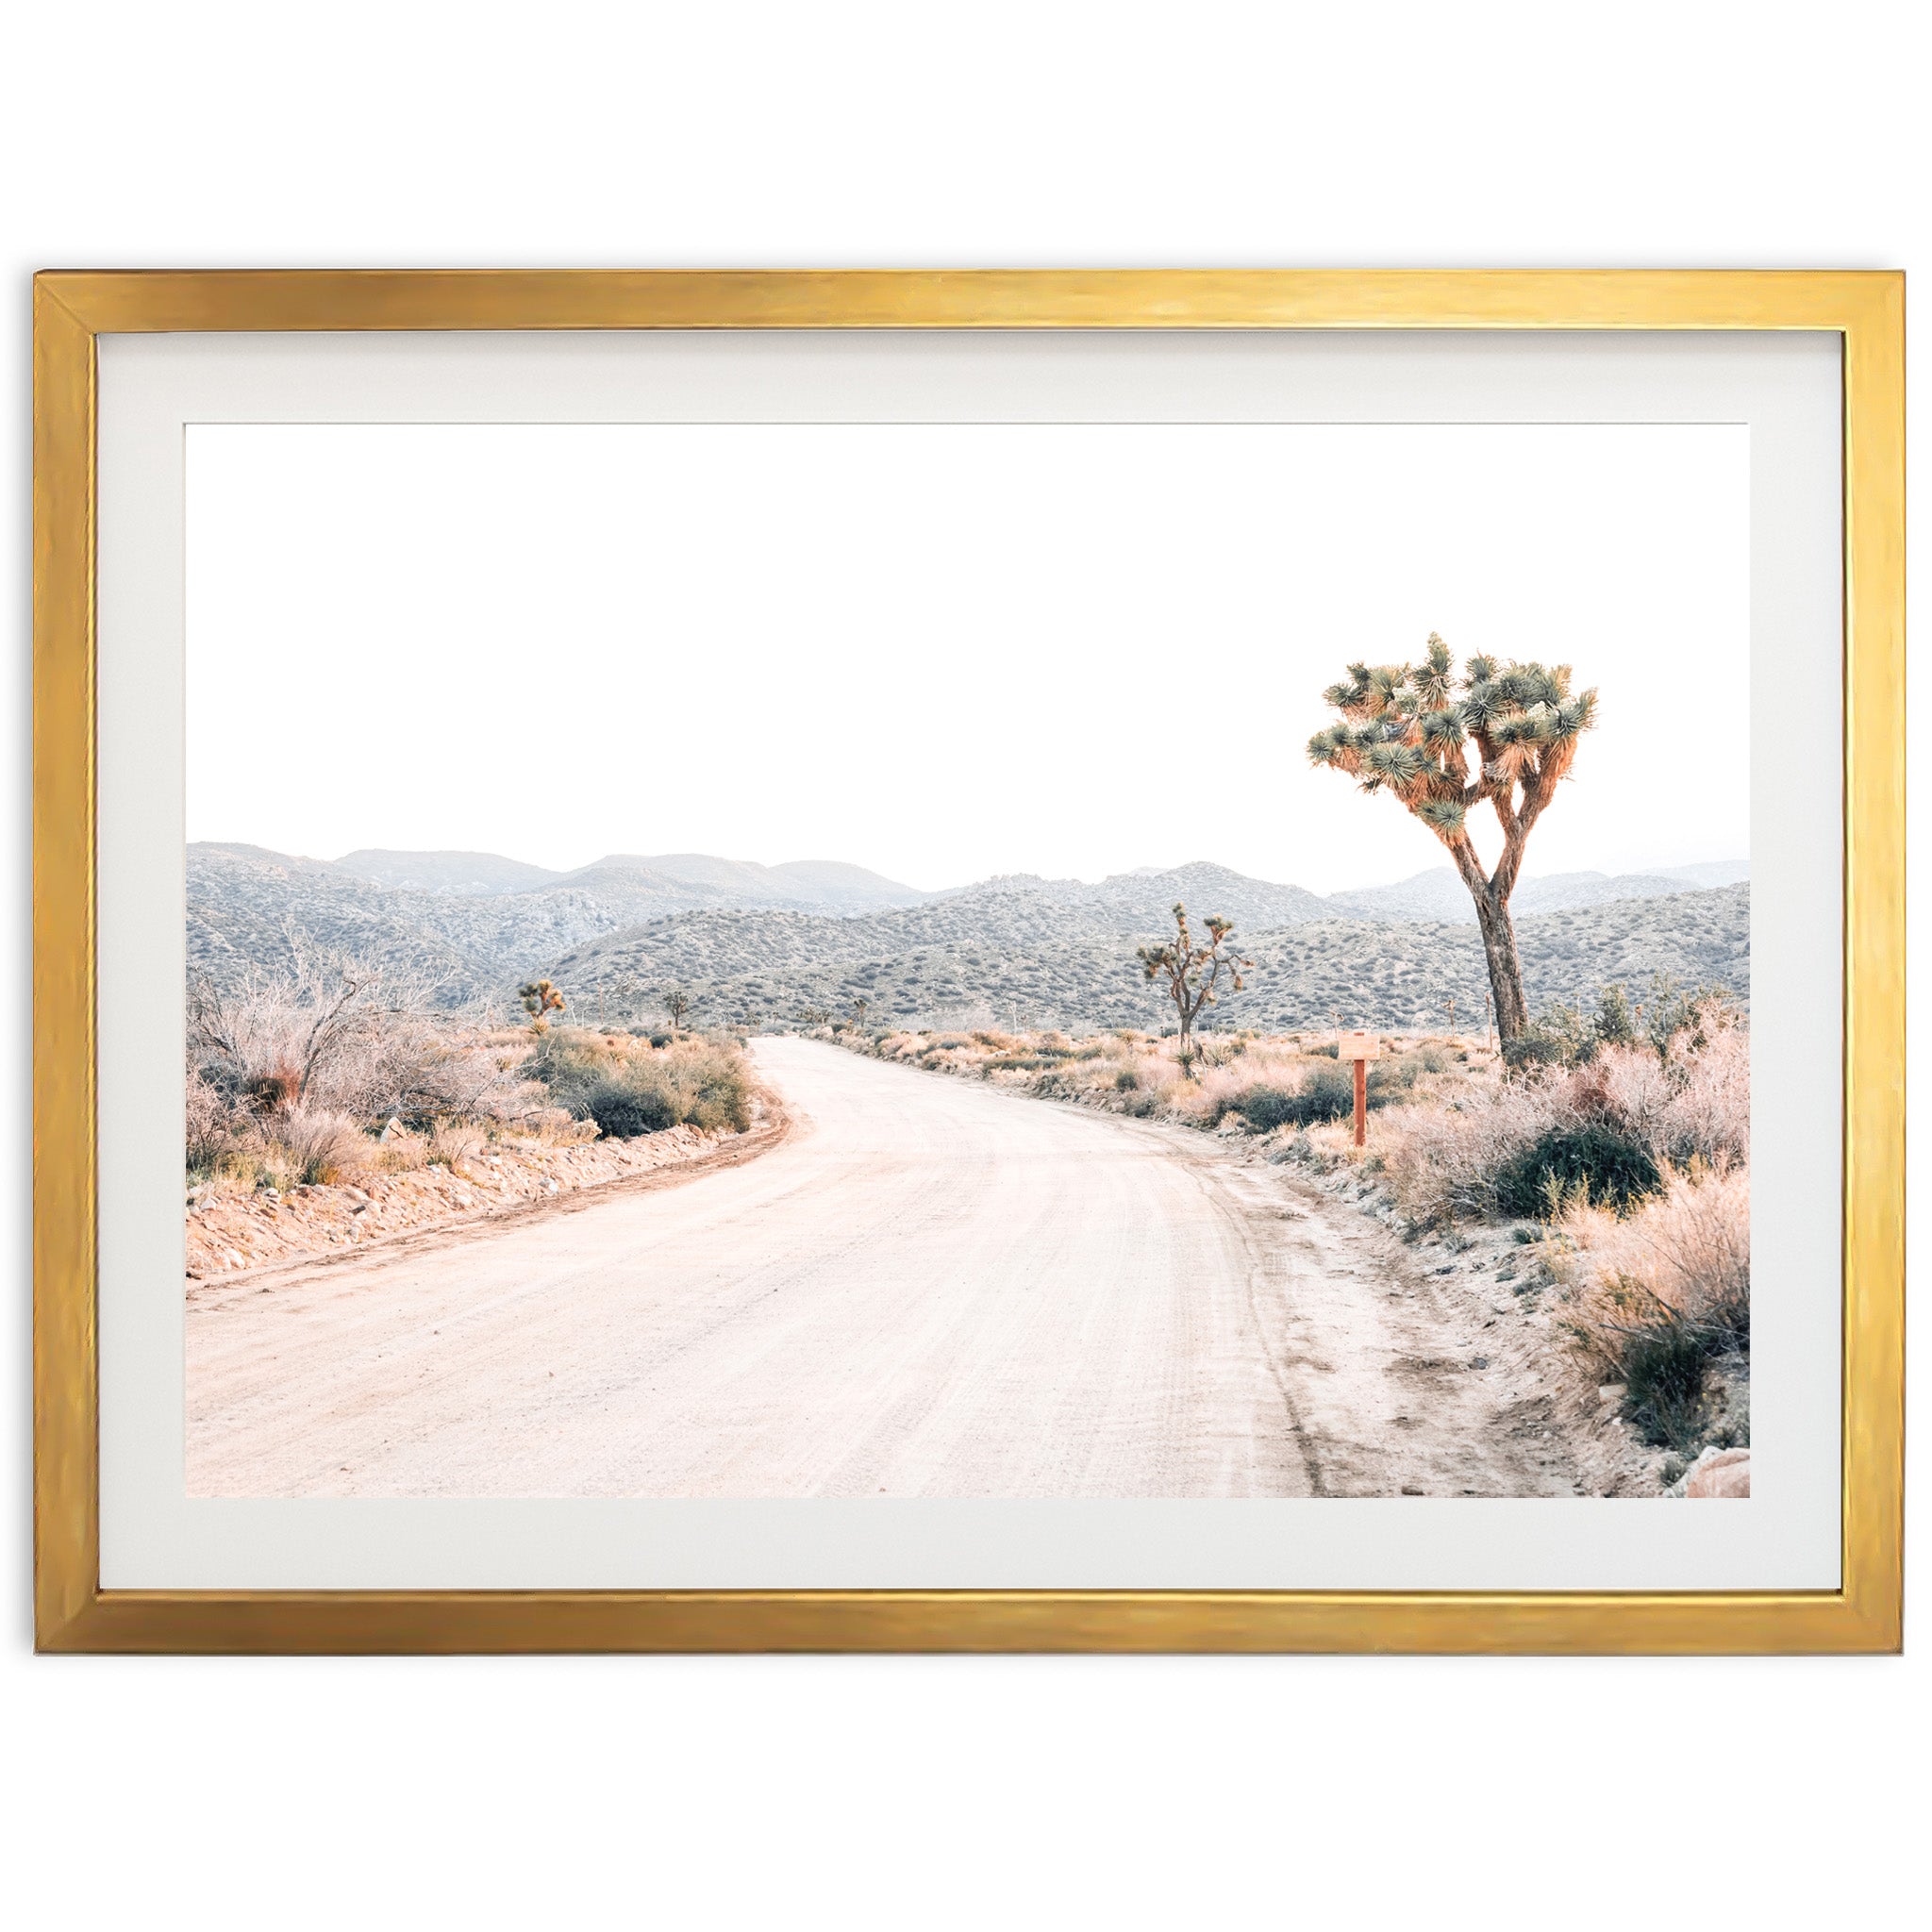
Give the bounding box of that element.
[33,271,1902,1653]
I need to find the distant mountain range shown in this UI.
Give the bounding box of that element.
[236,844,926,911]
[1327,858,1751,924]
[546,872,1749,1034]
[186,841,1751,1027]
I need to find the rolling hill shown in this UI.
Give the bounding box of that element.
[186,842,1750,1030]
[546,880,1750,1035]
[186,842,932,997]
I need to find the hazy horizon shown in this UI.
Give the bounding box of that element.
[191,834,1749,900]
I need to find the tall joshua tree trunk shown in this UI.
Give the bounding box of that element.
[1447,834,1529,1043]
[1469,878,1528,1041]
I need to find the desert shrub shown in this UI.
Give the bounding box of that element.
[1367,1055,1424,1101]
[1494,1123,1660,1217]
[1501,1024,1571,1074]
[532,1033,755,1139]
[1611,1304,1719,1448]
[371,1132,428,1173]
[649,1031,673,1048]
[1235,1085,1307,1132]
[186,1067,239,1174]
[1114,1068,1139,1091]
[1503,986,1651,1074]
[518,1026,617,1111]
[1591,1031,1750,1171]
[259,1107,370,1187]
[1593,983,1638,1049]
[1234,1063,1357,1131]
[582,1078,681,1139]
[425,1119,484,1168]
[1380,1075,1570,1224]
[1544,1161,1750,1448]
[189,961,515,1132]
[1642,975,1740,1061]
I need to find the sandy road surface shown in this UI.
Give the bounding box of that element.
[187,1039,1584,1498]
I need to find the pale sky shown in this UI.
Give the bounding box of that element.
[187,423,1749,894]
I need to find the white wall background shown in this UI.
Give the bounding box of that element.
[4,4,1922,1925]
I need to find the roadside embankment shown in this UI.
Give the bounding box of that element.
[185,1098,786,1281]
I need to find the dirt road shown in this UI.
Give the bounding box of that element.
[186,1038,1585,1498]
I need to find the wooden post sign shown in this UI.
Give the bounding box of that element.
[1336,1031,1381,1146]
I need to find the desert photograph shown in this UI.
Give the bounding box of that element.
[181,421,1752,1501]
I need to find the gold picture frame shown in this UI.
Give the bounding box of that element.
[33,270,1904,1654]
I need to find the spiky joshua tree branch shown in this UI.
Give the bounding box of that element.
[1307,633,1597,1042]
[1136,902,1249,1074]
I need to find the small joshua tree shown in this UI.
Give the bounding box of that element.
[796,1004,831,1029]
[518,978,565,1033]
[850,994,871,1025]
[1136,902,1248,1073]
[1307,634,1598,1044]
[662,988,692,1034]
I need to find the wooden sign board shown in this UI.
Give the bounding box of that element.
[1336,1032,1381,1061]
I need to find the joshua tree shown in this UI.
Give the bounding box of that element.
[796,1004,831,1029]
[1136,903,1248,1072]
[850,994,871,1025]
[1307,634,1598,1043]
[518,978,565,1033]
[662,988,692,1034]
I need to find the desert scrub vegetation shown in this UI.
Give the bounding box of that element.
[186,960,532,1190]
[841,1023,1457,1135]
[183,960,758,1195]
[1373,985,1746,1229]
[832,981,1751,1460]
[1537,1160,1751,1452]
[521,1026,754,1139]
[1351,985,1750,1455]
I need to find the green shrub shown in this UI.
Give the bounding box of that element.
[1236,1064,1358,1131]
[525,1027,753,1138]
[1501,1024,1571,1074]
[583,1078,680,1139]
[1593,983,1637,1050]
[1494,1124,1661,1218]
[1367,1056,1422,1100]
[1236,1086,1307,1131]
[1619,1317,1716,1450]
[1504,985,1656,1074]
[1114,1068,1139,1091]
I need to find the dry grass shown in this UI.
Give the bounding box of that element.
[520,1026,756,1139]
[1540,1159,1751,1449]
[849,1023,1480,1136]
[1543,1160,1750,1332]
[1375,1023,1749,1228]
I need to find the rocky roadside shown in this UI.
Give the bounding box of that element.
[1250,1140,1750,1497]
[826,1030,1740,1497]
[187,1117,754,1282]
